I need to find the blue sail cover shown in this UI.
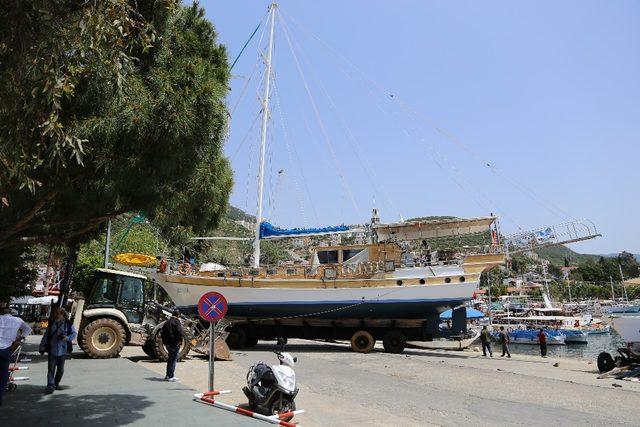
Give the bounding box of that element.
[259,221,349,239]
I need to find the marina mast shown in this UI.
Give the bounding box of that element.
[253,3,277,268]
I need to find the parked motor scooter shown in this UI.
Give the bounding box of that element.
[242,340,298,420]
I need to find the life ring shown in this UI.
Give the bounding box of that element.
[158,259,167,273]
[178,262,192,275]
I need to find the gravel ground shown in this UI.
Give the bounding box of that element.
[122,339,640,426]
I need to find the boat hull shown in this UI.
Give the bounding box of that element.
[611,316,640,344]
[153,272,479,320]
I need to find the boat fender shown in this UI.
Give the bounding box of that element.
[158,258,167,273]
[178,262,191,275]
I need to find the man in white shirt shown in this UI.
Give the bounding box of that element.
[0,303,32,407]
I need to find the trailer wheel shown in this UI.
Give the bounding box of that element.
[245,335,259,348]
[597,351,615,373]
[226,326,247,350]
[153,325,193,362]
[81,318,126,359]
[350,330,375,353]
[383,329,407,354]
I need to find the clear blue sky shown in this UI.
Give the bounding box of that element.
[202,1,640,255]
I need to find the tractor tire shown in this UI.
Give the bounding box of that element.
[350,330,375,353]
[382,329,407,354]
[597,351,615,373]
[153,326,193,362]
[81,318,126,359]
[226,326,247,350]
[142,338,157,358]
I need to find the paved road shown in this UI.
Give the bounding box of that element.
[2,337,259,426]
[128,339,640,427]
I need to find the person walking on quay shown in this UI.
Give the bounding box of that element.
[40,307,77,393]
[499,326,511,358]
[161,309,184,382]
[537,328,548,358]
[480,326,493,357]
[0,303,32,407]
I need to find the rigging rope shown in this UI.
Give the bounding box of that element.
[280,16,402,223]
[282,8,575,224]
[277,12,360,214]
[272,78,318,225]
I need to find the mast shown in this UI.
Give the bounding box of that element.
[619,263,629,303]
[253,3,277,268]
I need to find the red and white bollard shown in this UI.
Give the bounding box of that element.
[193,391,304,427]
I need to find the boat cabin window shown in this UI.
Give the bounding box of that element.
[317,250,339,264]
[342,249,363,262]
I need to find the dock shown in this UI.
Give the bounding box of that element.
[2,337,259,426]
[128,339,640,427]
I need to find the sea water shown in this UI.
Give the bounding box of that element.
[499,313,640,359]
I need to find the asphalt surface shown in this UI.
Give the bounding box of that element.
[127,339,640,427]
[1,336,259,426]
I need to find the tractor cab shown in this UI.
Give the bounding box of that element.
[86,268,149,324]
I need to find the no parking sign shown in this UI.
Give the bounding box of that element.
[198,292,228,322]
[197,291,227,392]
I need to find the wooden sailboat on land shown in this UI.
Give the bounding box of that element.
[153,4,505,322]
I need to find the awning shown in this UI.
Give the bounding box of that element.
[260,221,350,239]
[440,308,485,319]
[373,217,496,242]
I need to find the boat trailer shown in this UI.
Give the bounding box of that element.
[193,390,305,427]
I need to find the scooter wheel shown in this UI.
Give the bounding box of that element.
[269,395,296,421]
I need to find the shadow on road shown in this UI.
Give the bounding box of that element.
[2,385,153,426]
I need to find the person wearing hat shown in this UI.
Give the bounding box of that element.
[0,302,32,406]
[160,309,184,382]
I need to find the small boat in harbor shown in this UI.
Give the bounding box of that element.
[491,328,566,345]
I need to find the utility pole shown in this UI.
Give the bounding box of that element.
[252,3,277,268]
[104,219,112,268]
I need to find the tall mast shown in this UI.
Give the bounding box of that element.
[253,3,277,268]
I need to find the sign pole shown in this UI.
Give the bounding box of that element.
[209,320,215,391]
[198,291,227,393]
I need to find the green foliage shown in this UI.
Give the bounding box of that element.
[0,0,163,191]
[536,245,600,266]
[569,253,639,284]
[0,247,37,302]
[0,2,233,255]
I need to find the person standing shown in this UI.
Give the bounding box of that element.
[499,326,511,358]
[40,307,76,393]
[537,328,548,358]
[0,303,32,407]
[480,326,493,357]
[161,309,184,382]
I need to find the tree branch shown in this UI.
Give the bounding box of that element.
[0,190,58,242]
[0,220,104,250]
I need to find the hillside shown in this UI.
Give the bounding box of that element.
[535,245,601,266]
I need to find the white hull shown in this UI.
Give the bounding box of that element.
[611,316,640,344]
[152,271,480,320]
